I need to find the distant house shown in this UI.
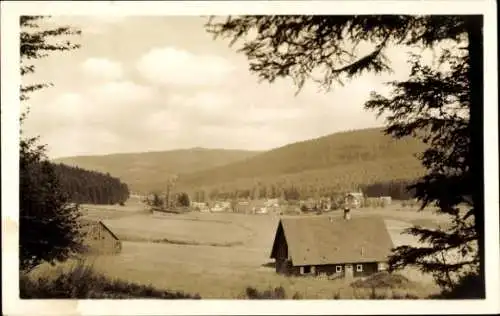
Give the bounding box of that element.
[80,219,122,254]
[192,202,210,212]
[379,196,392,207]
[299,198,318,212]
[210,201,231,212]
[255,206,268,215]
[233,201,252,214]
[318,197,332,211]
[364,197,382,208]
[345,192,364,209]
[270,211,393,278]
[265,198,280,208]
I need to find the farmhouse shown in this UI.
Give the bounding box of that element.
[80,219,122,254]
[270,212,393,278]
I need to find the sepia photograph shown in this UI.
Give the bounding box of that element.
[1,1,499,315]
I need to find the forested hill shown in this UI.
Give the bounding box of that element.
[52,148,261,194]
[52,128,427,196]
[53,163,129,205]
[176,128,427,198]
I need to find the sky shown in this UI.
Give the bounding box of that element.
[22,15,415,159]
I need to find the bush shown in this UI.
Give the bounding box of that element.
[243,286,301,299]
[430,273,484,299]
[351,272,416,289]
[20,138,85,272]
[20,262,200,299]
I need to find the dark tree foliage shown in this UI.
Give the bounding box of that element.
[176,192,191,207]
[20,16,80,103]
[283,186,301,201]
[203,179,416,202]
[144,192,164,210]
[361,179,417,200]
[20,16,83,272]
[206,15,484,297]
[52,164,130,205]
[365,37,478,294]
[192,189,207,202]
[20,139,85,272]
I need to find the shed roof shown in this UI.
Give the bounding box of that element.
[79,218,120,241]
[270,215,394,266]
[347,192,364,198]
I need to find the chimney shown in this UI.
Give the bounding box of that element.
[343,208,351,220]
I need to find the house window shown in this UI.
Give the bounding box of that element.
[303,266,311,274]
[335,265,342,273]
[378,262,388,271]
[356,264,363,272]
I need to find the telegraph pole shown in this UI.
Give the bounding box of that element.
[165,175,178,210]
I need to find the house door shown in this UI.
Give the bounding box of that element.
[345,264,354,279]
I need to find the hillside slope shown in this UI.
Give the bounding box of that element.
[54,128,427,195]
[53,148,261,193]
[176,128,427,195]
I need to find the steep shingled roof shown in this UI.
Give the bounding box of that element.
[270,215,394,266]
[79,218,120,241]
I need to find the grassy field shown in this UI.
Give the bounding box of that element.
[31,201,448,299]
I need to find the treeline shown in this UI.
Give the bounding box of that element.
[177,129,426,191]
[146,192,190,209]
[55,128,426,195]
[189,178,417,202]
[53,163,130,205]
[191,185,304,202]
[180,157,425,202]
[360,179,417,200]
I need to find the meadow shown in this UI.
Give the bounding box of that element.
[30,199,448,299]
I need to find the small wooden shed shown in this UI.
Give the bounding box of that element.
[270,214,393,278]
[80,219,122,255]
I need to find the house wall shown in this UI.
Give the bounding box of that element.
[83,223,122,255]
[315,264,345,277]
[352,262,378,277]
[274,232,288,274]
[274,227,301,275]
[290,262,380,278]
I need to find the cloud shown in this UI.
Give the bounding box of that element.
[137,47,235,86]
[29,92,89,130]
[44,127,121,158]
[167,91,232,112]
[81,58,124,80]
[84,16,129,34]
[26,81,155,136]
[143,109,182,134]
[88,81,154,106]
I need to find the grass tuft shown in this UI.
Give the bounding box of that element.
[351,271,415,289]
[20,261,200,299]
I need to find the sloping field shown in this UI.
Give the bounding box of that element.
[65,204,446,298]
